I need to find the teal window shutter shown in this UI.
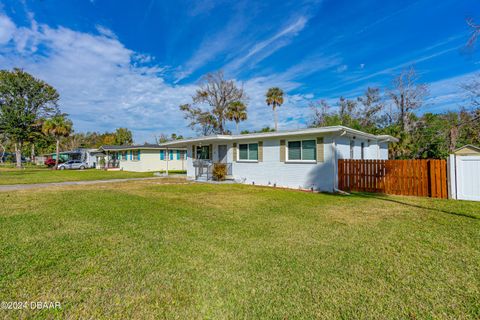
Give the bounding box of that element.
[176,150,180,160]
[138,150,141,161]
[160,150,165,160]
[129,150,132,160]
[169,150,173,160]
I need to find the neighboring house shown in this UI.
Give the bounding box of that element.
[161,126,398,192]
[41,148,101,168]
[97,144,186,172]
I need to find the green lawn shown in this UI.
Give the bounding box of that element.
[0,180,479,319]
[0,167,157,185]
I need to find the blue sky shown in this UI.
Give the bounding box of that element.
[0,0,479,142]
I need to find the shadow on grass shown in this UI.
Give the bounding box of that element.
[349,192,480,220]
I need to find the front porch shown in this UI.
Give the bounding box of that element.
[96,153,121,170]
[193,160,233,181]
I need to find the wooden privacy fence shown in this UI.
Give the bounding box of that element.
[338,159,448,198]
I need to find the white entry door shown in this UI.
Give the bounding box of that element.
[456,156,480,201]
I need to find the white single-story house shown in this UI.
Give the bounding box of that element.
[97,144,187,172]
[160,126,398,191]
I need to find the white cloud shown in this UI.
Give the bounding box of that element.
[95,25,117,39]
[336,64,348,73]
[0,12,322,141]
[0,14,199,142]
[325,44,460,93]
[223,16,309,74]
[423,72,478,113]
[174,15,247,82]
[0,14,16,44]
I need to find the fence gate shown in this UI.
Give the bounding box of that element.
[338,159,448,199]
[453,156,480,201]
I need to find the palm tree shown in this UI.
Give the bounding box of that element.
[265,87,284,131]
[42,115,73,169]
[226,101,248,134]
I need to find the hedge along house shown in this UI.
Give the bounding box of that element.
[97,144,187,172]
[160,126,398,191]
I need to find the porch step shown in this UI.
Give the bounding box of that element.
[196,175,208,182]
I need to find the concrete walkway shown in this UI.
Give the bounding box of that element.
[0,176,183,192]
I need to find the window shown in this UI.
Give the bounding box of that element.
[196,146,210,160]
[169,150,174,160]
[160,150,165,160]
[287,140,316,161]
[176,150,181,160]
[350,140,355,159]
[238,143,258,161]
[361,142,365,160]
[122,151,127,161]
[132,150,139,161]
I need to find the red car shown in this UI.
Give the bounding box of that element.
[44,158,65,167]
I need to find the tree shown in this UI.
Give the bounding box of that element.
[0,133,7,163]
[240,126,274,134]
[357,87,385,130]
[265,87,284,131]
[114,127,133,145]
[179,71,247,134]
[170,133,184,140]
[0,68,59,167]
[226,101,247,134]
[388,67,428,132]
[102,134,116,145]
[42,114,73,168]
[447,75,480,151]
[461,73,480,108]
[155,133,184,143]
[337,96,359,128]
[180,104,218,136]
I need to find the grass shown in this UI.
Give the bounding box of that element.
[0,167,158,185]
[0,180,479,319]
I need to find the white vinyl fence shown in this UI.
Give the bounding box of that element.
[449,155,480,201]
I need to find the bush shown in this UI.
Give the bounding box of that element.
[212,163,227,181]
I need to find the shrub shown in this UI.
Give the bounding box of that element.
[212,163,227,181]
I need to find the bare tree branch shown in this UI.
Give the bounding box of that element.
[388,66,428,132]
[466,17,480,50]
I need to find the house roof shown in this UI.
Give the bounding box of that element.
[159,125,399,147]
[98,144,185,152]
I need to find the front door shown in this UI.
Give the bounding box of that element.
[218,145,227,163]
